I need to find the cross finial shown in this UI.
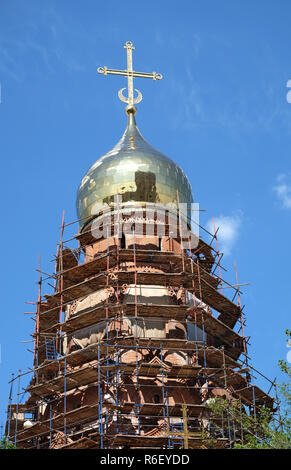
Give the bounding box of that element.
[98,41,163,114]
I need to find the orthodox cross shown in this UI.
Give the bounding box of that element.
[166,405,210,449]
[98,41,162,109]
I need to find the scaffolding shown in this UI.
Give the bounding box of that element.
[5,204,277,449]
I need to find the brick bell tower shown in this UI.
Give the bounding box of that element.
[5,41,275,449]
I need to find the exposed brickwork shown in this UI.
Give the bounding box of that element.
[6,212,274,450]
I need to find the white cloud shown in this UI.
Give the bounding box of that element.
[0,7,88,82]
[273,173,291,209]
[207,213,242,256]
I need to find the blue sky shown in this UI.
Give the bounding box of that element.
[0,0,291,430]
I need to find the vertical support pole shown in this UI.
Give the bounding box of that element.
[98,342,103,448]
[229,391,235,444]
[135,342,140,435]
[176,190,185,272]
[182,404,188,449]
[114,201,120,336]
[49,402,52,448]
[64,355,67,444]
[133,227,138,319]
[160,344,166,432]
[196,257,202,301]
[106,226,109,321]
[7,373,14,440]
[188,236,196,307]
[221,406,225,438]
[105,225,110,445]
[14,370,21,447]
[132,227,140,434]
[212,218,223,294]
[188,235,199,357]
[222,347,229,442]
[106,322,109,439]
[165,385,170,449]
[98,341,101,436]
[201,312,207,368]
[34,255,41,371]
[116,193,120,303]
[232,404,236,443]
[115,345,119,435]
[57,210,65,356]
[239,399,243,445]
[234,261,248,361]
[226,400,232,444]
[274,382,282,432]
[222,346,227,388]
[252,385,258,443]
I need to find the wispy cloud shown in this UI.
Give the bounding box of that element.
[273,173,291,209]
[0,6,88,82]
[154,30,201,58]
[156,31,290,135]
[207,212,242,256]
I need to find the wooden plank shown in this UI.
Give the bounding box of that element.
[63,304,189,332]
[190,309,244,359]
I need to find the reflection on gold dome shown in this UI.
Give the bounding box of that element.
[76,112,193,231]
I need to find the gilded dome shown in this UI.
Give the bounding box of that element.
[76,112,193,230]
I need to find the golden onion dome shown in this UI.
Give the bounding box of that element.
[76,110,193,230]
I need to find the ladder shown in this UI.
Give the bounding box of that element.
[169,420,184,449]
[44,337,57,360]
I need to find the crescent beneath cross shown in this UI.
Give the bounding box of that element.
[118,88,143,105]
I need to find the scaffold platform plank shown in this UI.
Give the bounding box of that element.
[189,309,244,359]
[42,270,240,328]
[63,303,190,332]
[109,434,228,449]
[104,401,205,417]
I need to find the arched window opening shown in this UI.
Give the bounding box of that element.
[154,395,160,404]
[120,232,126,249]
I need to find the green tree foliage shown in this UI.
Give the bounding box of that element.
[278,329,291,411]
[206,330,291,449]
[0,437,16,449]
